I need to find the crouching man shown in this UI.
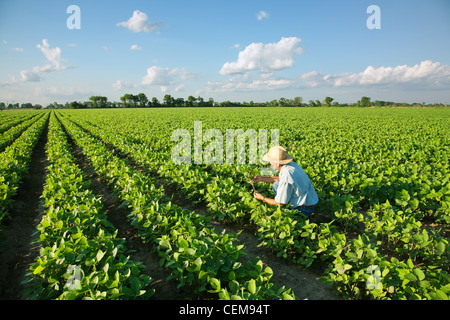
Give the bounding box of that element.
[253,146,318,219]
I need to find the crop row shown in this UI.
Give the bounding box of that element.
[0,112,48,226]
[24,112,152,299]
[57,112,295,300]
[0,110,40,134]
[58,109,449,300]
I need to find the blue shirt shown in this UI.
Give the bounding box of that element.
[274,162,318,208]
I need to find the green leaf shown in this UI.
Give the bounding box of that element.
[210,278,220,291]
[129,276,140,296]
[413,268,425,281]
[404,272,417,281]
[282,291,295,300]
[186,248,196,256]
[96,250,105,262]
[33,265,45,275]
[436,242,445,255]
[432,289,448,300]
[248,279,257,295]
[336,264,352,275]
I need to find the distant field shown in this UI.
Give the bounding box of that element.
[0,107,448,300]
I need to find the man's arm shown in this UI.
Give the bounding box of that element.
[253,175,279,183]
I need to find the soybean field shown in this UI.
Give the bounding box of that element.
[0,107,448,300]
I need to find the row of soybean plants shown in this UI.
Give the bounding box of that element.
[24,112,152,300]
[0,111,49,227]
[57,112,296,300]
[61,108,449,300]
[0,110,41,135]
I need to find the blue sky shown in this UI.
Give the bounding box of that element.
[1,0,449,105]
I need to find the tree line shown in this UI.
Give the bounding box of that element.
[1,94,448,110]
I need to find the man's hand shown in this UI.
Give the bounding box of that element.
[254,192,282,206]
[253,191,265,201]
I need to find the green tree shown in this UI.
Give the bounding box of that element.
[120,94,134,108]
[278,97,287,106]
[175,97,184,107]
[69,101,85,109]
[324,97,334,107]
[187,95,196,107]
[360,96,371,107]
[137,93,148,107]
[89,96,108,108]
[21,103,34,109]
[293,96,303,107]
[163,94,174,107]
[151,97,160,107]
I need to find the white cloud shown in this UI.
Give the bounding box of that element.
[117,10,162,33]
[141,66,194,87]
[206,75,292,92]
[20,70,41,82]
[13,47,24,52]
[207,60,450,97]
[112,80,133,91]
[256,11,269,21]
[130,44,142,50]
[300,60,450,88]
[18,39,71,83]
[36,39,66,71]
[220,37,304,75]
[113,66,195,93]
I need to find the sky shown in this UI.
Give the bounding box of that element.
[1,0,450,106]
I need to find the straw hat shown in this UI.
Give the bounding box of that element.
[262,146,293,164]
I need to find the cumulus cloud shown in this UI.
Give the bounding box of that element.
[117,10,162,33]
[300,60,450,88]
[141,66,194,86]
[20,70,41,82]
[220,37,304,75]
[130,44,142,50]
[18,39,71,83]
[112,80,134,91]
[207,60,450,95]
[113,65,194,93]
[36,39,65,71]
[256,11,270,20]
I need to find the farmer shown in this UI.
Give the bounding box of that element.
[253,146,318,219]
